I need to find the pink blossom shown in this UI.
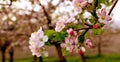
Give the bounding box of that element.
[67,28,75,36]
[93,24,100,29]
[55,20,65,32]
[96,8,112,24]
[67,17,78,24]
[29,27,48,57]
[73,0,87,12]
[61,36,78,53]
[87,0,93,3]
[85,39,92,48]
[78,46,85,55]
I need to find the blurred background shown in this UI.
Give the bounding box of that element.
[0,0,120,62]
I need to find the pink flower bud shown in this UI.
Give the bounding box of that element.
[85,39,92,48]
[78,47,85,55]
[67,28,75,35]
[78,50,84,55]
[93,25,100,29]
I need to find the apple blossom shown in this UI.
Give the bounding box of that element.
[85,39,92,48]
[55,20,65,32]
[61,36,78,53]
[93,25,100,29]
[78,46,86,55]
[29,27,48,57]
[73,0,87,13]
[96,8,112,24]
[67,28,75,36]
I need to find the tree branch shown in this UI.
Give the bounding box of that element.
[38,0,53,29]
[108,0,118,15]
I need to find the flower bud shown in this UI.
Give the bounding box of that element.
[85,39,92,48]
[93,25,100,29]
[67,28,75,35]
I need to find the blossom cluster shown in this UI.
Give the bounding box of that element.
[60,28,92,55]
[29,0,113,57]
[29,27,48,57]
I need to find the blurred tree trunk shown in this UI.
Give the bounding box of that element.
[1,46,6,62]
[80,53,86,62]
[98,36,101,56]
[9,46,14,62]
[33,56,37,62]
[55,43,66,62]
[39,56,43,62]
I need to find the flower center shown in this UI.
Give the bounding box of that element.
[39,37,43,42]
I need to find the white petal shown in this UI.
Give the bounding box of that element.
[38,42,45,47]
[80,47,86,52]
[43,36,48,42]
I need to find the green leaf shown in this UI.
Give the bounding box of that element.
[62,48,68,56]
[93,28,103,35]
[78,35,85,43]
[89,18,95,24]
[44,30,55,43]
[98,0,112,8]
[44,30,55,37]
[67,23,78,29]
[54,32,67,43]
[45,41,51,46]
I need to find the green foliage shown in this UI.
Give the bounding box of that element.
[54,32,67,43]
[67,23,79,29]
[44,30,55,37]
[93,28,103,35]
[62,48,68,56]
[78,35,85,43]
[98,0,112,8]
[45,30,67,44]
[89,17,96,24]
[44,30,55,45]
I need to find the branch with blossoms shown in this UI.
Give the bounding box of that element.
[29,0,118,58]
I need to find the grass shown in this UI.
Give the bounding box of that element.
[1,54,120,62]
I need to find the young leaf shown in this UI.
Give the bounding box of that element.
[93,28,102,35]
[54,32,67,43]
[78,35,85,43]
[62,48,68,56]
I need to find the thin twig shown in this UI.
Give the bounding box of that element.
[79,0,118,36]
[75,27,92,31]
[108,0,118,15]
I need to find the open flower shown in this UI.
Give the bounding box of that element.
[55,20,65,32]
[61,35,78,53]
[29,27,48,57]
[73,0,87,13]
[96,8,112,24]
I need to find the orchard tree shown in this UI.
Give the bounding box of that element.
[29,0,118,62]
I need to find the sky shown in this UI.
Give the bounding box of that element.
[112,0,120,29]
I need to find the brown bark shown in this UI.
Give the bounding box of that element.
[1,47,6,62]
[55,43,66,62]
[9,47,14,62]
[33,56,37,62]
[98,36,101,56]
[80,53,86,62]
[39,56,43,62]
